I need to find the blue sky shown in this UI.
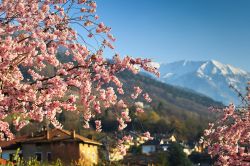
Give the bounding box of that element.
[95,0,250,71]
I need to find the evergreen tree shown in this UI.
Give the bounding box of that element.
[167,143,193,166]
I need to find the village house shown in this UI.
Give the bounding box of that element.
[179,141,206,156]
[141,139,161,154]
[0,128,102,165]
[141,134,177,154]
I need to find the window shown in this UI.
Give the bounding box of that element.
[163,146,168,151]
[9,153,22,161]
[9,153,14,161]
[35,152,42,161]
[47,152,52,162]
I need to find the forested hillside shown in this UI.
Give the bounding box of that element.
[18,65,223,142]
[116,71,223,141]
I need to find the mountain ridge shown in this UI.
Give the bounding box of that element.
[157,59,250,105]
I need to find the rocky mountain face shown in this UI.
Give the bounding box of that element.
[157,60,250,105]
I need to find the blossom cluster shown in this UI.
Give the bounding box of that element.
[0,0,158,150]
[109,131,153,161]
[203,84,250,165]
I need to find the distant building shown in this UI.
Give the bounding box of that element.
[141,134,177,154]
[183,147,193,156]
[193,143,204,153]
[142,139,160,154]
[168,135,177,142]
[181,142,206,156]
[0,128,102,165]
[160,134,177,144]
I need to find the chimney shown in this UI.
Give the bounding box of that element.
[46,129,50,140]
[45,118,50,140]
[71,130,76,139]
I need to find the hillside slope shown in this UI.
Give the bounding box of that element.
[119,71,222,115]
[115,71,223,141]
[18,55,223,141]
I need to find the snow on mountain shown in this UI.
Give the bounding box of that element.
[157,60,250,105]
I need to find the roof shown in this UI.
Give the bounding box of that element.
[0,128,102,149]
[0,135,28,149]
[57,129,102,145]
[142,139,161,146]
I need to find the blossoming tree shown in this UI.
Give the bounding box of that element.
[0,0,158,149]
[202,82,250,165]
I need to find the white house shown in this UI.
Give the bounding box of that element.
[141,139,160,154]
[141,134,177,154]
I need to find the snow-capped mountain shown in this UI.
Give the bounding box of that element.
[157,60,250,105]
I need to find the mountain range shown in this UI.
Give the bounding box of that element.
[156,60,250,105]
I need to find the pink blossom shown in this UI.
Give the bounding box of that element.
[204,100,250,165]
[143,93,152,102]
[136,108,144,114]
[93,101,101,114]
[89,1,97,8]
[117,100,127,108]
[95,120,102,132]
[78,0,87,4]
[131,86,142,99]
[143,131,153,141]
[117,118,127,131]
[0,1,159,157]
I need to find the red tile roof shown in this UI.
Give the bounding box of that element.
[0,135,28,148]
[0,128,101,149]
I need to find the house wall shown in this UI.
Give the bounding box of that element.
[50,141,80,164]
[21,142,80,164]
[79,143,98,165]
[161,145,168,151]
[22,143,48,161]
[142,145,156,154]
[183,148,193,156]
